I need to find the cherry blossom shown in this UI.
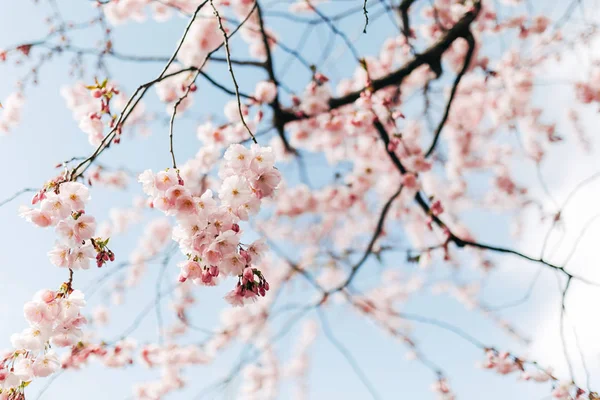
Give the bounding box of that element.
[139,143,280,305]
[1,288,87,397]
[0,92,24,134]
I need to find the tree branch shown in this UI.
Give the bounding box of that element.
[279,1,482,124]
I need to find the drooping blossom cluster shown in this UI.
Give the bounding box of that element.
[139,143,281,306]
[0,288,86,397]
[20,179,114,270]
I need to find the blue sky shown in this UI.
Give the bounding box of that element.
[1,1,600,399]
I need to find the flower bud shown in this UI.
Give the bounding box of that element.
[243,267,254,282]
[201,269,213,284]
[240,249,251,263]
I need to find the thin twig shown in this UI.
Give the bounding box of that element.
[210,0,257,144]
[317,308,381,400]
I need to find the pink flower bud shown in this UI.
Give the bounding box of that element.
[431,199,444,216]
[401,173,418,189]
[240,249,251,263]
[314,72,329,83]
[237,285,245,296]
[231,223,240,233]
[201,269,213,284]
[243,267,254,281]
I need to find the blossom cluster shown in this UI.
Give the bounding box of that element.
[105,1,275,62]
[61,80,120,146]
[88,166,130,190]
[0,92,24,134]
[481,350,552,380]
[139,143,281,306]
[0,289,86,397]
[178,12,223,68]
[480,350,599,399]
[61,81,147,146]
[575,63,600,105]
[155,66,197,115]
[20,180,114,270]
[61,338,136,371]
[134,343,210,399]
[103,0,201,24]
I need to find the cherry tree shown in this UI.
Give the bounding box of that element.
[0,0,599,399]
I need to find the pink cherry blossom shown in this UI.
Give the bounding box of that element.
[254,81,277,104]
